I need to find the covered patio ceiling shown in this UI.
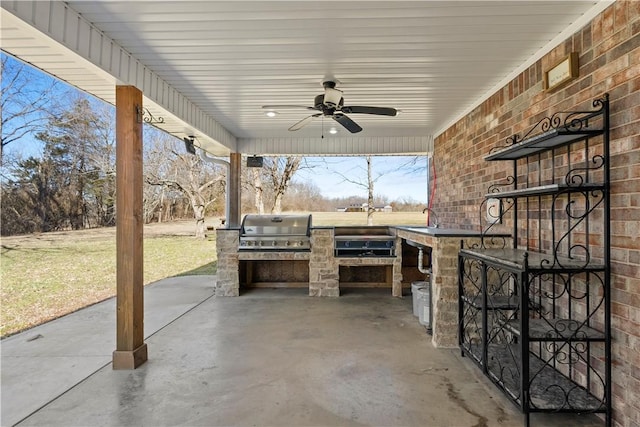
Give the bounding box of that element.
[1,1,611,156]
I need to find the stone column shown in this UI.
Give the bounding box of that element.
[216,229,240,296]
[309,228,339,297]
[429,238,462,348]
[392,235,404,297]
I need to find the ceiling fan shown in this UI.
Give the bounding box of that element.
[262,81,397,134]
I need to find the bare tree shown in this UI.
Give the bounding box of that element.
[252,168,265,214]
[263,156,302,214]
[365,156,375,225]
[241,156,317,214]
[281,181,330,212]
[1,54,63,162]
[2,95,116,234]
[144,132,225,239]
[328,156,382,225]
[33,96,116,229]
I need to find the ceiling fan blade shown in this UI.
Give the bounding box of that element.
[341,106,397,116]
[288,114,320,131]
[333,113,363,133]
[262,105,317,111]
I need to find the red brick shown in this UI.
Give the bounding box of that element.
[603,5,616,40]
[614,1,630,27]
[613,301,631,318]
[630,0,640,20]
[434,6,638,424]
[594,55,630,82]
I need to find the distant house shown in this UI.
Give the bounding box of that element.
[337,203,392,213]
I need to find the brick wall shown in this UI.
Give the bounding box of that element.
[432,2,639,425]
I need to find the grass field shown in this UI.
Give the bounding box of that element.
[0,211,428,337]
[306,211,427,227]
[1,221,217,337]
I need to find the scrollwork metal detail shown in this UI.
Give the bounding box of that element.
[546,190,604,269]
[461,93,610,423]
[487,176,516,194]
[565,155,605,187]
[136,105,165,124]
[500,94,608,149]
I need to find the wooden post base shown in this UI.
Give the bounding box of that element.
[112,344,148,370]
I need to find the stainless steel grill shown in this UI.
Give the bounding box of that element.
[333,226,396,257]
[239,214,312,251]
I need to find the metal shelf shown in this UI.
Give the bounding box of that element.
[460,343,607,412]
[459,247,606,272]
[459,94,611,426]
[461,294,518,310]
[486,183,605,199]
[485,128,604,161]
[505,319,605,341]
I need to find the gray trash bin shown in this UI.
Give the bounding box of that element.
[417,286,430,328]
[412,281,428,317]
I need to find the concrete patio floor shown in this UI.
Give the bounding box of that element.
[1,277,604,427]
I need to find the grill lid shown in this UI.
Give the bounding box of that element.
[240,214,312,236]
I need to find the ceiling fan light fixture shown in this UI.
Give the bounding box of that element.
[324,87,343,107]
[329,127,338,134]
[265,110,277,117]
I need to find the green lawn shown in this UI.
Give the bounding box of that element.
[1,227,216,337]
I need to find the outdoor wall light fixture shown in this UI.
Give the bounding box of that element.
[247,156,264,167]
[183,136,196,155]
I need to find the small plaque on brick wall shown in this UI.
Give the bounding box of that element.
[544,52,579,91]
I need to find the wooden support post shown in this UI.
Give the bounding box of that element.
[228,152,242,227]
[112,86,147,369]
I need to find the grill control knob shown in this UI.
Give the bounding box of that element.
[272,241,278,246]
[298,241,304,246]
[285,241,290,246]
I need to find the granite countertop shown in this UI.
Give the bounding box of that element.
[394,226,510,238]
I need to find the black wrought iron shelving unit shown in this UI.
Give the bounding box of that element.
[458,94,611,426]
